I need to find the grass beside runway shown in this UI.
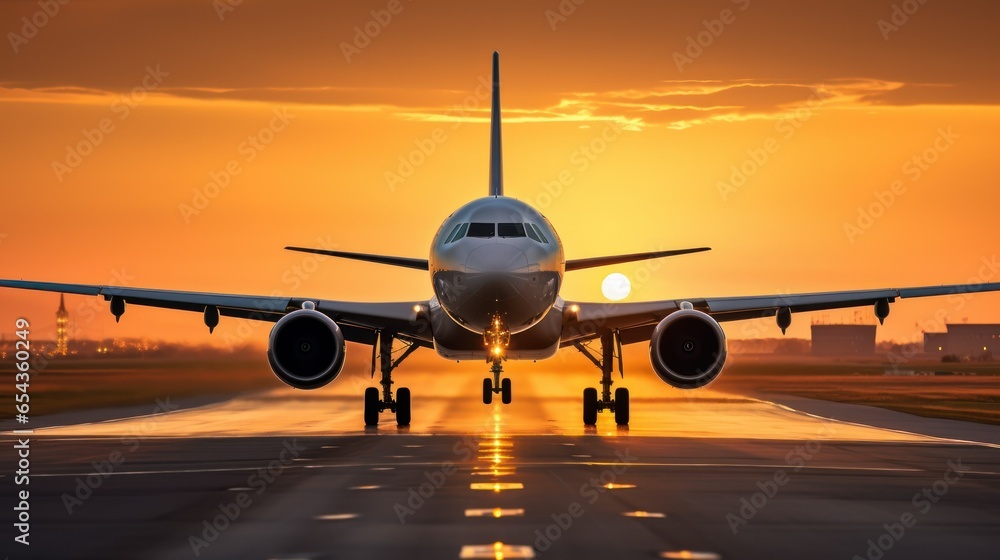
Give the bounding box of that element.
[1,357,277,416]
[715,357,1000,425]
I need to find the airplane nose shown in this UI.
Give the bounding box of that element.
[466,243,528,272]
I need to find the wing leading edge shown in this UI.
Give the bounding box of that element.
[0,279,433,347]
[562,281,1000,347]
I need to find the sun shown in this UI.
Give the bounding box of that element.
[601,272,631,301]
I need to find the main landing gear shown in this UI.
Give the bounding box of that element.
[483,314,512,405]
[574,330,629,426]
[364,332,418,427]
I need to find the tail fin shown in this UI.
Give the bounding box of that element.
[489,51,503,197]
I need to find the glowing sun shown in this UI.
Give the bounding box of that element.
[601,273,631,301]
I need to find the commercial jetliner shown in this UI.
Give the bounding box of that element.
[4,52,999,427]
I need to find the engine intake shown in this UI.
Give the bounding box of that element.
[649,309,727,389]
[267,308,346,389]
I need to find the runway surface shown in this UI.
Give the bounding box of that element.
[4,367,1000,559]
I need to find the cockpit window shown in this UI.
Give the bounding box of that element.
[529,223,549,243]
[498,223,526,238]
[445,223,463,243]
[445,223,468,243]
[524,223,540,242]
[467,222,496,238]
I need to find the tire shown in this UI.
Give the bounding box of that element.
[614,387,630,426]
[483,378,493,404]
[501,377,512,404]
[583,387,598,425]
[364,387,380,426]
[396,387,411,426]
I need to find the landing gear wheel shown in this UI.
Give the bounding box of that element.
[364,387,380,426]
[614,387,630,425]
[483,378,493,404]
[395,387,411,426]
[501,377,512,404]
[583,387,598,425]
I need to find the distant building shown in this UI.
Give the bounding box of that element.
[924,324,1000,358]
[923,332,949,355]
[56,293,69,356]
[811,324,876,355]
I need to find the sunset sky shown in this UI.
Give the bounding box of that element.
[1,0,999,351]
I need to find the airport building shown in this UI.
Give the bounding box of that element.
[810,324,877,355]
[923,324,1000,359]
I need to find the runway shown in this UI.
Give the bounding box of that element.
[4,367,1000,559]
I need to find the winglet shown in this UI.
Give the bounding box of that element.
[489,51,503,197]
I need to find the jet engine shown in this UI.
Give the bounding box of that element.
[649,308,728,389]
[267,306,346,389]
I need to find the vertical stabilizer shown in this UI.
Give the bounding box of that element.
[489,51,503,197]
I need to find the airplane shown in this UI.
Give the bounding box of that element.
[3,52,1000,427]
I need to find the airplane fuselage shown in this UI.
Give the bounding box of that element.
[428,196,566,360]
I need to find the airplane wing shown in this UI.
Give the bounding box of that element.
[561,282,1000,347]
[0,279,433,347]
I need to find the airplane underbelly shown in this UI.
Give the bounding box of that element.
[431,303,562,360]
[432,270,560,334]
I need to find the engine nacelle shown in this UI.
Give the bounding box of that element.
[649,309,728,389]
[267,308,346,389]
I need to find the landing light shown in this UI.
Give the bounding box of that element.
[493,346,502,355]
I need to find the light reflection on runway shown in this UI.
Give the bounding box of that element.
[29,368,935,443]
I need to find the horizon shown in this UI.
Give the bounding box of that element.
[2,0,999,352]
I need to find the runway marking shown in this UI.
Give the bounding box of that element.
[623,510,666,518]
[226,487,253,491]
[603,483,636,489]
[314,513,359,520]
[35,461,984,478]
[460,542,535,559]
[349,485,382,490]
[660,552,720,560]
[371,467,394,471]
[470,482,524,492]
[749,395,1000,450]
[465,508,525,518]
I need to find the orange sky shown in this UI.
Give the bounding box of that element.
[2,0,999,350]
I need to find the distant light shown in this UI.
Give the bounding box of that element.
[413,305,422,313]
[569,304,580,313]
[493,346,502,355]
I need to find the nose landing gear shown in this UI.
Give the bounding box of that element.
[483,315,512,404]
